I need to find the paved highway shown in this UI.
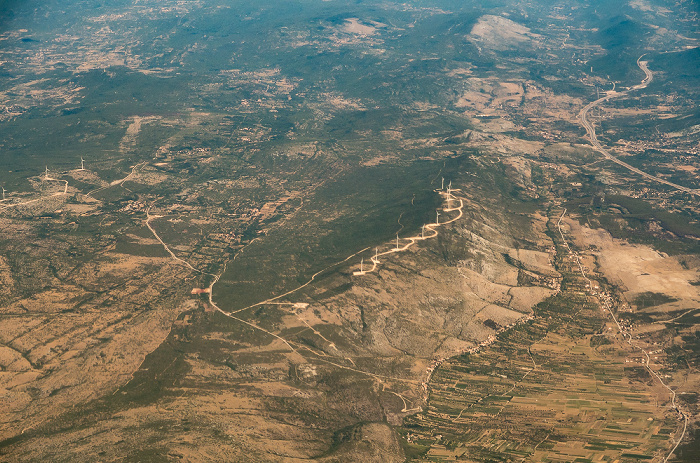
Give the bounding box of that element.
[579,55,700,197]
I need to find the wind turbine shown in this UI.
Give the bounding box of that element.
[360,258,364,273]
[374,247,380,263]
[80,157,85,170]
[436,210,440,225]
[422,224,425,238]
[1,187,5,201]
[396,233,400,250]
[441,177,444,190]
[44,166,49,180]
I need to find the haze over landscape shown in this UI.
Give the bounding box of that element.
[0,0,699,461]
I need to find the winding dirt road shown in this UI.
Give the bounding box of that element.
[0,174,70,213]
[352,188,464,276]
[141,183,476,416]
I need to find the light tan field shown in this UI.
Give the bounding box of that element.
[565,218,700,310]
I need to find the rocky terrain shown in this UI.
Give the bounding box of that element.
[0,0,699,461]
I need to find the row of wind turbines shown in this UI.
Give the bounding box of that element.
[1,157,85,202]
[44,157,86,178]
[355,177,458,275]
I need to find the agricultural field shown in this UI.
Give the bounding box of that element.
[401,207,692,462]
[0,0,698,461]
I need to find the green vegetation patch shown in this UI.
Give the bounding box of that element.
[632,292,678,310]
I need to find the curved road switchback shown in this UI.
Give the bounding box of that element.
[0,174,70,213]
[351,188,464,277]
[579,55,700,197]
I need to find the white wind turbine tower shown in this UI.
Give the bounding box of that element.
[436,209,440,225]
[395,233,400,250]
[44,166,50,180]
[2,187,6,201]
[374,247,380,263]
[360,258,364,273]
[422,224,425,238]
[80,157,85,170]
